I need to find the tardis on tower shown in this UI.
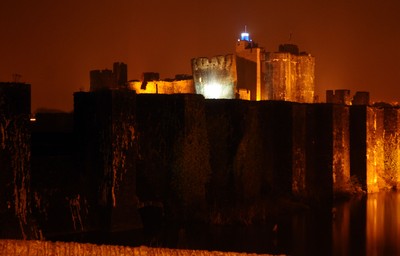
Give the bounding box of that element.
[235,27,265,101]
[240,26,250,41]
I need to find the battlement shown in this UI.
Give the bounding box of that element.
[90,62,128,91]
[192,55,235,70]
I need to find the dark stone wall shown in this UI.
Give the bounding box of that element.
[0,83,33,239]
[304,104,334,203]
[350,106,368,189]
[136,94,210,223]
[5,86,400,238]
[74,89,139,232]
[205,100,295,222]
[30,112,77,237]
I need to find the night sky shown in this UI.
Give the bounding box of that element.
[1,0,400,112]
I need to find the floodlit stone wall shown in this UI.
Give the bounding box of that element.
[350,106,384,193]
[128,79,195,94]
[295,55,315,103]
[192,55,237,99]
[382,106,400,189]
[264,53,315,103]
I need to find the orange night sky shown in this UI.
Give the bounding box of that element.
[1,0,400,112]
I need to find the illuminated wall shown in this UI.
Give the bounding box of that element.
[296,54,315,103]
[191,55,237,99]
[382,106,400,189]
[128,79,194,94]
[366,107,384,192]
[350,106,384,193]
[235,40,264,101]
[264,50,315,103]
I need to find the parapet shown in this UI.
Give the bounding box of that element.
[326,89,352,105]
[352,91,370,105]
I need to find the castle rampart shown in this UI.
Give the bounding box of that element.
[1,85,400,239]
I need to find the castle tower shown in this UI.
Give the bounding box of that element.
[113,62,128,87]
[264,44,315,103]
[90,62,128,91]
[191,55,237,99]
[235,28,265,101]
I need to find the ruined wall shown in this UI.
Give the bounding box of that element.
[0,83,34,239]
[128,79,194,95]
[74,90,140,232]
[192,55,236,99]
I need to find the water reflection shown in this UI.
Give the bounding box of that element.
[366,192,400,256]
[51,192,400,256]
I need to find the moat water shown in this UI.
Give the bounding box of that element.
[52,191,400,256]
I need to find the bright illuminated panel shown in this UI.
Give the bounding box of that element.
[240,32,250,41]
[203,82,226,99]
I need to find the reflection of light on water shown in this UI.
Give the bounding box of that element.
[366,192,400,256]
[332,192,400,255]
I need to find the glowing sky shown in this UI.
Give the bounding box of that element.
[1,0,400,112]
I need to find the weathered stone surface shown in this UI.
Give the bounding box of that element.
[136,94,210,223]
[0,83,35,239]
[74,90,140,232]
[350,106,384,192]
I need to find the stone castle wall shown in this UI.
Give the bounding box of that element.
[128,79,194,94]
[2,87,400,239]
[0,83,34,239]
[264,53,315,103]
[295,55,315,103]
[192,55,237,99]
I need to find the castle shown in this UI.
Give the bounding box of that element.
[1,30,400,242]
[90,30,315,103]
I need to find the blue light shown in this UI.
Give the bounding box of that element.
[240,32,250,41]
